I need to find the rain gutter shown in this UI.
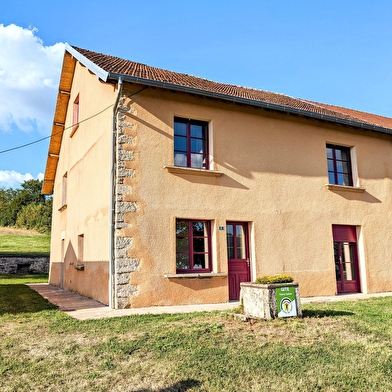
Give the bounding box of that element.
[109,76,123,309]
[65,43,392,135]
[107,72,392,136]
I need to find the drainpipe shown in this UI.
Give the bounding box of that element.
[109,76,123,309]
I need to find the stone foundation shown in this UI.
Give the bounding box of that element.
[0,256,50,274]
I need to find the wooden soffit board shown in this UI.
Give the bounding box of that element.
[42,51,76,194]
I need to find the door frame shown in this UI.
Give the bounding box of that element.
[226,221,251,300]
[332,225,361,294]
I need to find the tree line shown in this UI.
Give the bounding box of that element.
[0,179,52,234]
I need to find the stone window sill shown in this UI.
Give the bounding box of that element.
[164,272,227,279]
[164,165,223,177]
[325,184,366,193]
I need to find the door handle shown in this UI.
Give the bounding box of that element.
[246,258,250,266]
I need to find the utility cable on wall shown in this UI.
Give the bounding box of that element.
[0,85,148,155]
[0,103,114,155]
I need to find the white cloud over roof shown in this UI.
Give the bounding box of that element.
[0,24,64,135]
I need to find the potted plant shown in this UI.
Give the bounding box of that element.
[240,274,302,319]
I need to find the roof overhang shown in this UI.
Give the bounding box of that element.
[106,72,392,136]
[66,44,110,82]
[42,48,76,194]
[42,45,392,195]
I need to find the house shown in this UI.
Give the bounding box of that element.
[43,44,392,308]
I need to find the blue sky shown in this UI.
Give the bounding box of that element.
[1,0,392,188]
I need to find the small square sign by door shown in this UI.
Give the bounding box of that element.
[276,286,297,318]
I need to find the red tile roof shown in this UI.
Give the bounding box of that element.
[71,46,392,133]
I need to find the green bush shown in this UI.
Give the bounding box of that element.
[15,198,52,234]
[254,274,294,284]
[0,180,52,233]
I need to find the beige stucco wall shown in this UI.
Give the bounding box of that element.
[49,62,117,305]
[49,62,392,308]
[117,84,392,307]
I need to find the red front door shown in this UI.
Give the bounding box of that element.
[227,222,250,300]
[333,225,360,294]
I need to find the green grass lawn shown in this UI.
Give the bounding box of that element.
[0,227,50,256]
[1,275,392,391]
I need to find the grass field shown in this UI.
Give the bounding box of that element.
[1,275,392,391]
[0,227,50,256]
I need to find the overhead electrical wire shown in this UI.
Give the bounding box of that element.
[0,86,148,155]
[0,103,114,155]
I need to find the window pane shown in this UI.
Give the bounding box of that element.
[191,138,203,153]
[176,238,189,252]
[334,242,341,281]
[193,221,206,236]
[337,173,344,185]
[174,136,187,151]
[176,254,190,269]
[190,124,203,138]
[335,264,341,281]
[341,161,349,173]
[191,153,204,168]
[176,221,189,236]
[174,121,187,136]
[328,172,335,184]
[194,238,208,253]
[226,226,234,260]
[340,149,349,161]
[174,152,187,167]
[327,160,334,171]
[193,254,208,269]
[343,174,351,186]
[348,245,356,280]
[236,226,246,259]
[335,149,342,160]
[326,148,333,159]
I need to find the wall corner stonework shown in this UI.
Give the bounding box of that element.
[114,93,140,309]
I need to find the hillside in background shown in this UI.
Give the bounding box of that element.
[0,226,50,256]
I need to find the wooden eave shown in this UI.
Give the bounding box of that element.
[42,51,76,194]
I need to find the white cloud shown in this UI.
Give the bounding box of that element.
[0,24,65,135]
[0,170,43,188]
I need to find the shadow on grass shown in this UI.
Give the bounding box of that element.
[302,309,355,318]
[0,284,57,315]
[136,378,201,391]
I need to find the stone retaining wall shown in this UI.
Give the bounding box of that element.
[0,256,50,274]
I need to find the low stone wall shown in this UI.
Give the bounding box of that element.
[0,256,49,274]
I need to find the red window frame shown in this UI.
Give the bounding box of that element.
[326,144,353,186]
[176,219,212,273]
[174,117,209,169]
[71,94,79,136]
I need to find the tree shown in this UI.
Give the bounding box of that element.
[0,187,17,226]
[0,180,52,233]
